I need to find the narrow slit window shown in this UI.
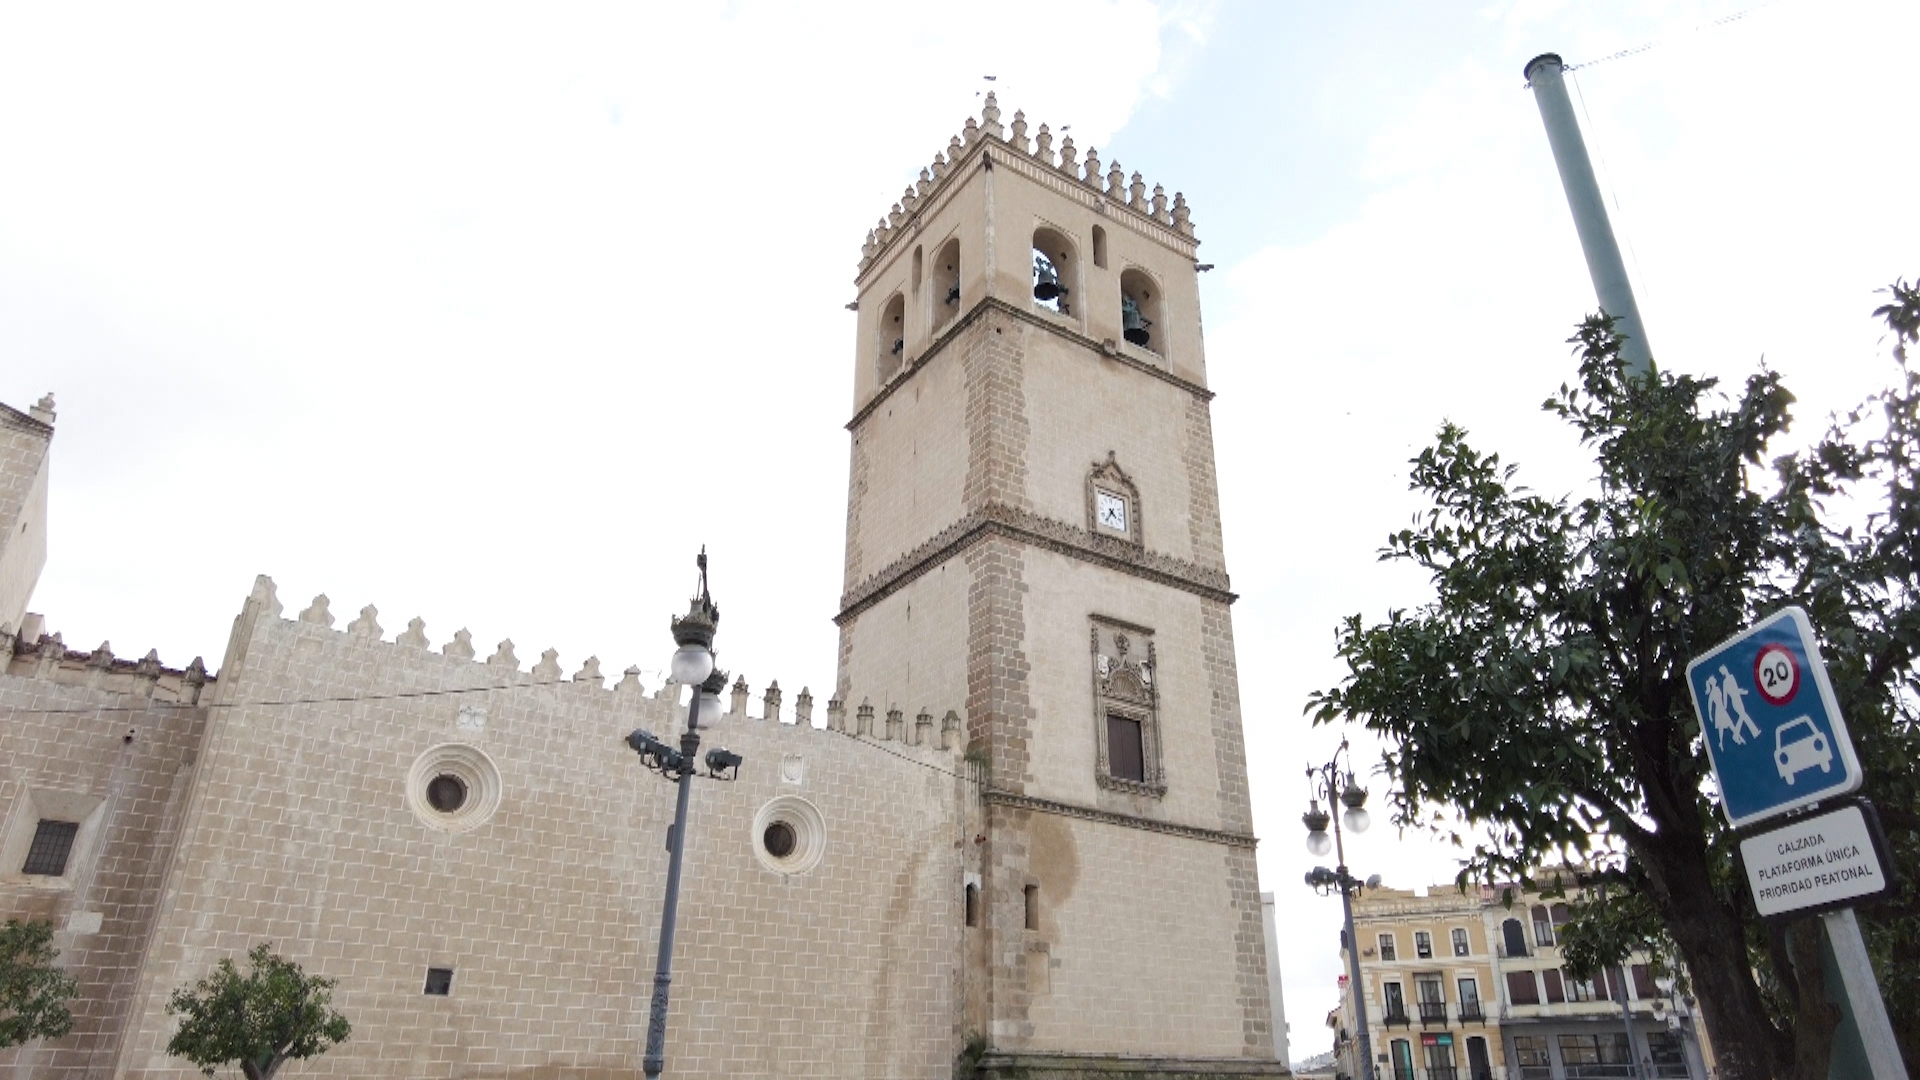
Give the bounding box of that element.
[22,820,79,876]
[964,883,979,928]
[1090,225,1107,268]
[424,967,454,996]
[1023,884,1039,931]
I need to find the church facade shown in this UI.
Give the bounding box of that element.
[0,97,1286,1079]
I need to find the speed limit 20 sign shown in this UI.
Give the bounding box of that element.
[1686,606,1863,829]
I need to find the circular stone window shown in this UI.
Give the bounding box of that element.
[425,775,468,813]
[752,796,825,876]
[406,744,502,833]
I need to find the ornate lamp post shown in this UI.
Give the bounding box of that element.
[1304,739,1377,1080]
[626,550,742,1079]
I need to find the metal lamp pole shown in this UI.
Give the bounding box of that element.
[628,551,742,1079]
[1305,740,1376,1080]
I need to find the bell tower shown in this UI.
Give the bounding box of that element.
[836,95,1283,1078]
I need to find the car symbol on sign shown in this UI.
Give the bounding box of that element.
[1774,717,1833,785]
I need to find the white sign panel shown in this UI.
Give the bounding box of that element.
[1740,803,1890,919]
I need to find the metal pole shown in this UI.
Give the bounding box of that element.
[1332,794,1376,1080]
[1822,907,1911,1080]
[643,691,705,1078]
[1523,52,1653,376]
[1614,963,1644,1080]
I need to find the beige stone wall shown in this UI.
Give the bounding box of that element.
[102,581,967,1079]
[0,643,209,1080]
[0,403,53,633]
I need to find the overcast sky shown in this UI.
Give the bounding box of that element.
[4,0,1916,1061]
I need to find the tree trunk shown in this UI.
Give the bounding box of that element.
[1788,920,1840,1080]
[1638,828,1792,1080]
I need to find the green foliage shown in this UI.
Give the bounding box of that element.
[0,919,78,1049]
[1308,285,1920,1078]
[165,943,350,1080]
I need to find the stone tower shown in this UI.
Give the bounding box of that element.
[836,96,1284,1078]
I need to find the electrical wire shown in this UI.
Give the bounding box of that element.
[1562,1,1782,72]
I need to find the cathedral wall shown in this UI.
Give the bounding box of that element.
[0,406,53,632]
[1017,816,1257,1058]
[834,558,972,721]
[109,584,965,1080]
[1018,327,1206,567]
[1019,547,1226,829]
[843,329,972,588]
[0,658,208,1080]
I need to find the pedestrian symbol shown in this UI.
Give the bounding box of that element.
[1687,607,1861,828]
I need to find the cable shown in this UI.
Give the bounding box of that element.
[1563,1,1782,72]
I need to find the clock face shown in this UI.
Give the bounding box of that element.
[1095,491,1128,533]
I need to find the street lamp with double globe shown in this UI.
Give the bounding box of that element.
[1304,739,1376,1080]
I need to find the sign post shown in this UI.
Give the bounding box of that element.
[1688,607,1907,1080]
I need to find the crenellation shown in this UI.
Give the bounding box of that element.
[396,616,429,648]
[1082,147,1101,187]
[763,679,781,722]
[1057,134,1077,178]
[299,593,334,627]
[886,702,904,742]
[532,647,563,678]
[731,673,750,716]
[444,627,476,660]
[1,622,213,703]
[827,694,846,732]
[573,655,603,687]
[1033,123,1053,166]
[487,639,519,669]
[857,696,874,736]
[795,686,813,726]
[1107,160,1125,198]
[347,604,382,639]
[1152,184,1169,224]
[617,665,646,695]
[1129,172,1146,210]
[981,91,1002,139]
[1009,110,1029,154]
[914,706,933,746]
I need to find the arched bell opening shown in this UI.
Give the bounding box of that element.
[934,238,962,321]
[876,291,907,383]
[1031,227,1077,317]
[1119,268,1163,354]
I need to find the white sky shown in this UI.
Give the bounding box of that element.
[3,0,1916,1063]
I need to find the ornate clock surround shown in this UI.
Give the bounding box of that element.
[1085,451,1142,547]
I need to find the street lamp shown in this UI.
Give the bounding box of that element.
[628,549,742,1079]
[1304,739,1376,1080]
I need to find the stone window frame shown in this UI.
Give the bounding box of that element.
[1085,451,1143,547]
[1089,616,1165,797]
[1451,926,1471,956]
[1,787,107,891]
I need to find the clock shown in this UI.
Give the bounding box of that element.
[1094,490,1128,534]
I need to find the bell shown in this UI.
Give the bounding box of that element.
[891,337,904,356]
[1122,296,1152,347]
[1033,255,1063,302]
[946,284,961,305]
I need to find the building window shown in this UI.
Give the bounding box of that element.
[1631,963,1656,999]
[1024,884,1039,931]
[1542,968,1566,1004]
[425,775,468,814]
[1378,933,1397,961]
[1382,981,1407,1023]
[1647,1032,1688,1077]
[1091,617,1163,796]
[1564,970,1599,1003]
[1513,1035,1551,1080]
[936,238,962,312]
[1501,918,1529,958]
[1457,978,1482,1019]
[1451,927,1470,956]
[1505,970,1540,1005]
[1390,1039,1415,1080]
[423,968,453,996]
[1414,930,1433,959]
[1106,715,1145,782]
[1531,904,1556,947]
[1422,1039,1456,1075]
[1090,224,1107,269]
[762,821,797,858]
[964,883,979,928]
[1558,1033,1631,1073]
[21,820,79,876]
[1416,975,1446,1023]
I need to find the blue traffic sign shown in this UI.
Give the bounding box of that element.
[1687,606,1862,828]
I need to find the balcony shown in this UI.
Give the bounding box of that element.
[1457,1002,1486,1024]
[1427,1068,1460,1080]
[1382,1007,1412,1027]
[1417,1001,1448,1026]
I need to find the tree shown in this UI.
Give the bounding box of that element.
[1308,283,1920,1080]
[0,918,78,1049]
[165,943,351,1080]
